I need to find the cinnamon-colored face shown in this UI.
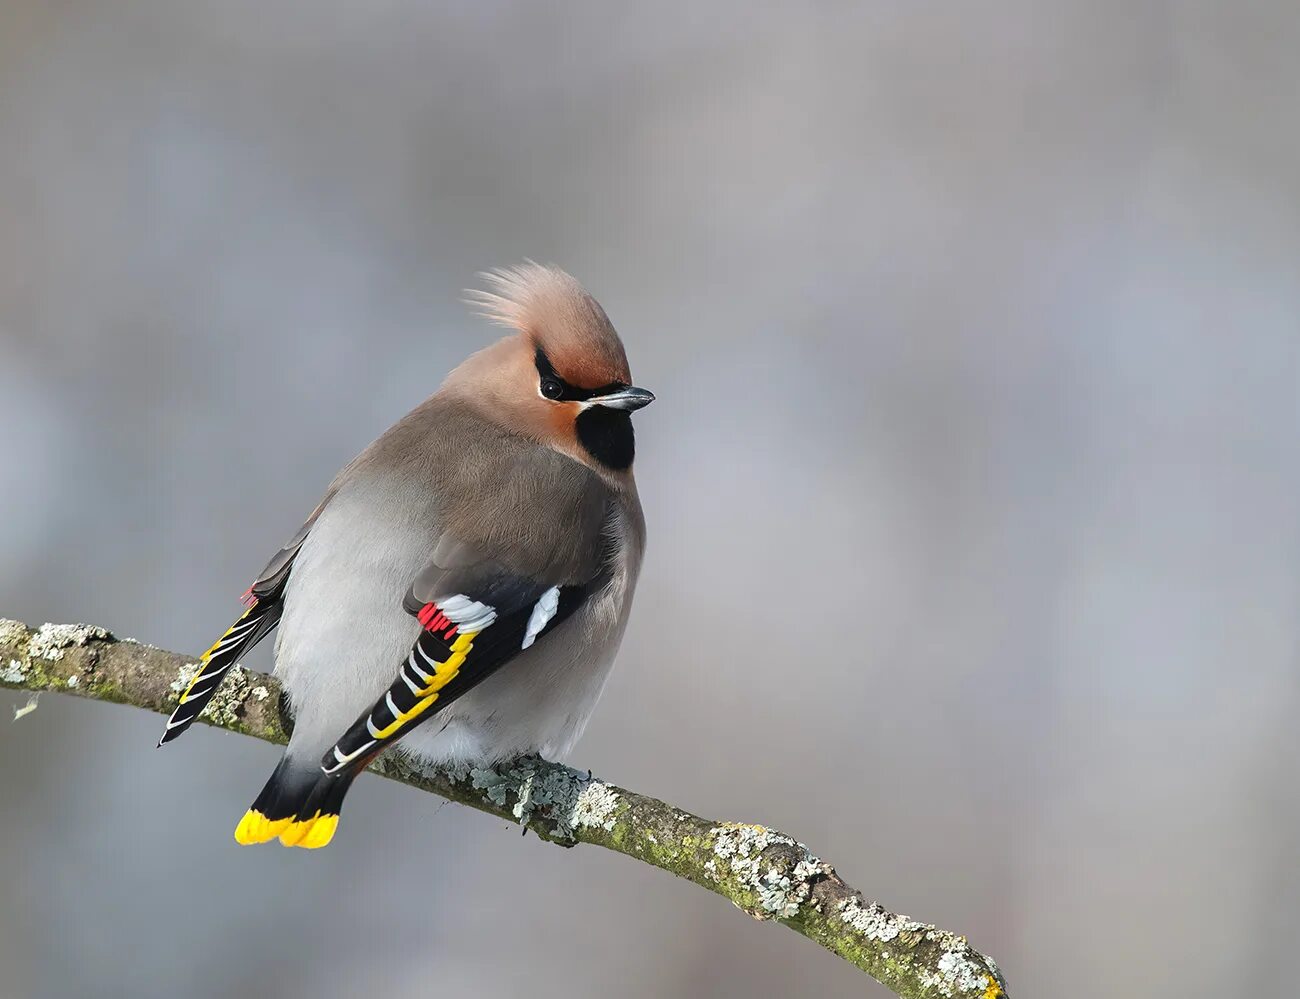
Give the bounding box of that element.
[527,338,653,473]
[454,263,654,473]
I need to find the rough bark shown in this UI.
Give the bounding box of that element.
[0,617,1007,999]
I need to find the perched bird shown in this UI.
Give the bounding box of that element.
[158,264,652,849]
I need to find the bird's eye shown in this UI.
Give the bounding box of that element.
[540,377,564,400]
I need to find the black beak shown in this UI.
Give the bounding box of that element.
[590,386,655,412]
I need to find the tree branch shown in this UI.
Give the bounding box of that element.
[0,617,1007,999]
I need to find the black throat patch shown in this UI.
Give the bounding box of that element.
[575,407,635,471]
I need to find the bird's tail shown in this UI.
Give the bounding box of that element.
[158,596,281,746]
[234,756,360,850]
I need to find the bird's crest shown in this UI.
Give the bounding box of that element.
[466,262,629,387]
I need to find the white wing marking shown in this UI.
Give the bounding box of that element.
[521,586,561,649]
[437,594,498,633]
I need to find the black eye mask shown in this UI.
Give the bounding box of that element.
[534,347,625,403]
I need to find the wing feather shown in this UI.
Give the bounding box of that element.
[321,565,595,776]
[158,501,328,747]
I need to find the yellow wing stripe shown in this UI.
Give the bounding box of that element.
[370,632,476,740]
[178,605,256,705]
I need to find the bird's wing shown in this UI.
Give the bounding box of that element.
[320,541,602,777]
[157,500,327,746]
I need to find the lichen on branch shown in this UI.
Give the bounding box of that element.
[0,617,1007,999]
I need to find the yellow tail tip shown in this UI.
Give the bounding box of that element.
[296,815,339,849]
[234,809,291,846]
[275,811,338,849]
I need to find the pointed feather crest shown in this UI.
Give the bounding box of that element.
[465,262,630,388]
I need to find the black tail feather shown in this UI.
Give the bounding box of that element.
[158,598,281,747]
[235,756,358,849]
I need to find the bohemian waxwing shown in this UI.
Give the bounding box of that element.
[158,264,652,849]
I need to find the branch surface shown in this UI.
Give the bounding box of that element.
[0,617,1007,999]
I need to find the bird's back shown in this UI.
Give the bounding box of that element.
[359,394,617,581]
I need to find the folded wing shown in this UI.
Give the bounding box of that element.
[321,554,598,777]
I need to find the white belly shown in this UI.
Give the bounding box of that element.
[272,478,639,768]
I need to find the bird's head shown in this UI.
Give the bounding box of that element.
[450,263,654,475]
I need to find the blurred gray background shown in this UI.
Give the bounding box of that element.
[1,2,1297,997]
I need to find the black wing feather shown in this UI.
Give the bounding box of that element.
[321,574,592,776]
[157,502,325,747]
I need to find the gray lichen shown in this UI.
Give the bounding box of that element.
[708,823,833,919]
[367,750,467,788]
[570,779,621,832]
[438,759,473,784]
[29,623,110,662]
[838,896,916,943]
[922,949,994,998]
[711,823,793,879]
[469,762,622,841]
[758,867,803,917]
[0,618,29,648]
[837,897,1001,998]
[200,665,252,727]
[1,621,30,683]
[170,662,201,697]
[767,857,832,917]
[168,661,254,729]
[469,765,517,806]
